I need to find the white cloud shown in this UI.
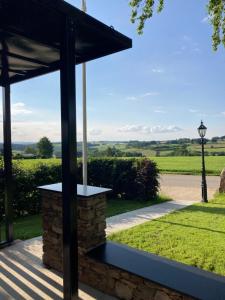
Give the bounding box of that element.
[8,121,60,142]
[12,102,33,115]
[189,109,198,113]
[118,124,183,134]
[118,125,144,133]
[0,102,33,116]
[221,112,225,116]
[151,125,183,134]
[152,68,164,73]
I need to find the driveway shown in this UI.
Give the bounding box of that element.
[160,174,220,201]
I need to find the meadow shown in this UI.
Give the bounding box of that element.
[151,156,225,175]
[15,156,225,175]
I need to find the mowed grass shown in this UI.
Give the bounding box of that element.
[151,156,225,175]
[109,193,225,276]
[106,195,171,218]
[9,195,170,240]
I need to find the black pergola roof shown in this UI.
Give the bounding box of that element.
[0,0,132,86]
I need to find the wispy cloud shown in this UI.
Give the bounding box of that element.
[154,109,167,114]
[118,124,182,134]
[126,92,159,101]
[141,92,159,97]
[183,35,191,42]
[126,96,137,101]
[189,109,198,113]
[174,35,201,55]
[152,68,164,73]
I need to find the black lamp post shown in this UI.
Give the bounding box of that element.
[198,121,208,203]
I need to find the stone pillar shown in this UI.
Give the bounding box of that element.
[40,184,110,272]
[219,168,225,193]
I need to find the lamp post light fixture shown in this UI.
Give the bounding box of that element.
[198,121,208,203]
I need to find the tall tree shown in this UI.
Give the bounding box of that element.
[130,0,225,50]
[37,137,53,158]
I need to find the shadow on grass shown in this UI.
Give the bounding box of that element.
[210,202,225,206]
[155,219,225,235]
[185,205,225,216]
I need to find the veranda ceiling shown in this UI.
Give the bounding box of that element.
[0,0,132,85]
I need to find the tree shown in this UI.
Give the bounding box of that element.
[24,146,37,155]
[37,137,53,158]
[130,0,225,50]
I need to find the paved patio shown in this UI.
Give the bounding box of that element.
[0,237,117,300]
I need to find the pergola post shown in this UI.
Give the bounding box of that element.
[60,17,78,300]
[2,41,13,244]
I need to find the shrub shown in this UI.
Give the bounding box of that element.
[135,159,159,200]
[0,158,159,218]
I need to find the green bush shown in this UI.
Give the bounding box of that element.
[0,158,159,218]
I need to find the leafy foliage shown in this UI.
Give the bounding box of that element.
[130,0,225,50]
[0,158,159,219]
[37,137,53,158]
[208,0,225,50]
[24,146,37,155]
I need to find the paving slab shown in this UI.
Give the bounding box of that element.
[0,237,117,300]
[106,199,195,235]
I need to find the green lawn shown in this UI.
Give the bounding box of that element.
[109,193,225,276]
[10,195,170,240]
[151,156,225,175]
[106,195,170,218]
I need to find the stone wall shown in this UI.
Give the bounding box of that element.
[219,168,225,193]
[41,188,194,300]
[41,190,106,272]
[79,255,193,300]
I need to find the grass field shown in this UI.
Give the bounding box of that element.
[14,156,225,175]
[2,195,170,241]
[109,193,225,276]
[151,156,225,175]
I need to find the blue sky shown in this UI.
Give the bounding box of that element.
[1,0,225,142]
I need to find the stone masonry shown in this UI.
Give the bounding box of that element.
[41,188,194,300]
[219,168,225,193]
[41,189,106,271]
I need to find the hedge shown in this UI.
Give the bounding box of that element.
[0,158,159,218]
